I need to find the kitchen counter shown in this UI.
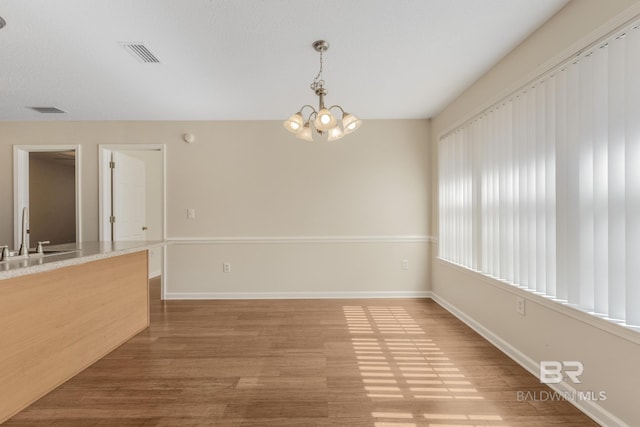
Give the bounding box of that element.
[0,240,164,280]
[0,242,154,423]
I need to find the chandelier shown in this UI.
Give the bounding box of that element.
[283,40,362,142]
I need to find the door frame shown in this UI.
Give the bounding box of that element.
[98,144,167,242]
[13,145,82,249]
[98,144,167,296]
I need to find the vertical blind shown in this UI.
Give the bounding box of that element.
[439,20,640,328]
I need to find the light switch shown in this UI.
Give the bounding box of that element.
[187,208,196,220]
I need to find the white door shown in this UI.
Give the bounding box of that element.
[112,152,146,241]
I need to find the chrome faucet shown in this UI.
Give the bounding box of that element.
[36,240,50,254]
[18,207,29,256]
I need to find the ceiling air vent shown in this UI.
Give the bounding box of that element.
[29,106,66,114]
[119,42,160,63]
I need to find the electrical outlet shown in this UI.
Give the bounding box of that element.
[223,262,231,273]
[516,296,526,316]
[401,259,409,270]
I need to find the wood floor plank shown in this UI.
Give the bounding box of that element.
[3,278,599,426]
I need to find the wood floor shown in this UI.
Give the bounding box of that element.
[4,278,597,426]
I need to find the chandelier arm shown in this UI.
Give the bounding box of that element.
[298,104,317,114]
[297,104,318,121]
[327,105,345,116]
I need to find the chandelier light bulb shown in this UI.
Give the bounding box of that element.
[311,127,330,143]
[341,113,362,135]
[328,126,344,141]
[284,112,304,134]
[314,108,337,131]
[296,122,313,142]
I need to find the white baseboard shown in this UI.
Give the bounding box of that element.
[164,290,432,300]
[430,292,629,427]
[430,293,540,373]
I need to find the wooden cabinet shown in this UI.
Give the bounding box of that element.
[0,251,149,423]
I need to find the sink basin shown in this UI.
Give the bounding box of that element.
[29,249,80,258]
[37,249,80,254]
[0,249,80,264]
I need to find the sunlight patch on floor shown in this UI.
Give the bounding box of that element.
[344,305,510,426]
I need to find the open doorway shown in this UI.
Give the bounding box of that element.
[99,145,166,280]
[13,145,82,250]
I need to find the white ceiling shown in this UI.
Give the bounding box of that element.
[0,0,568,121]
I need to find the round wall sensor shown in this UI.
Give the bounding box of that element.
[0,16,6,30]
[183,133,195,144]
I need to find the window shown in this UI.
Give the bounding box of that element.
[438,19,640,329]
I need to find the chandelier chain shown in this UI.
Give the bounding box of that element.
[310,50,325,92]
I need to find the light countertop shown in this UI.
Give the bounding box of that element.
[0,241,164,281]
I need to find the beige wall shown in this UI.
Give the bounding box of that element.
[430,1,640,425]
[0,119,431,295]
[168,241,429,297]
[166,120,430,238]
